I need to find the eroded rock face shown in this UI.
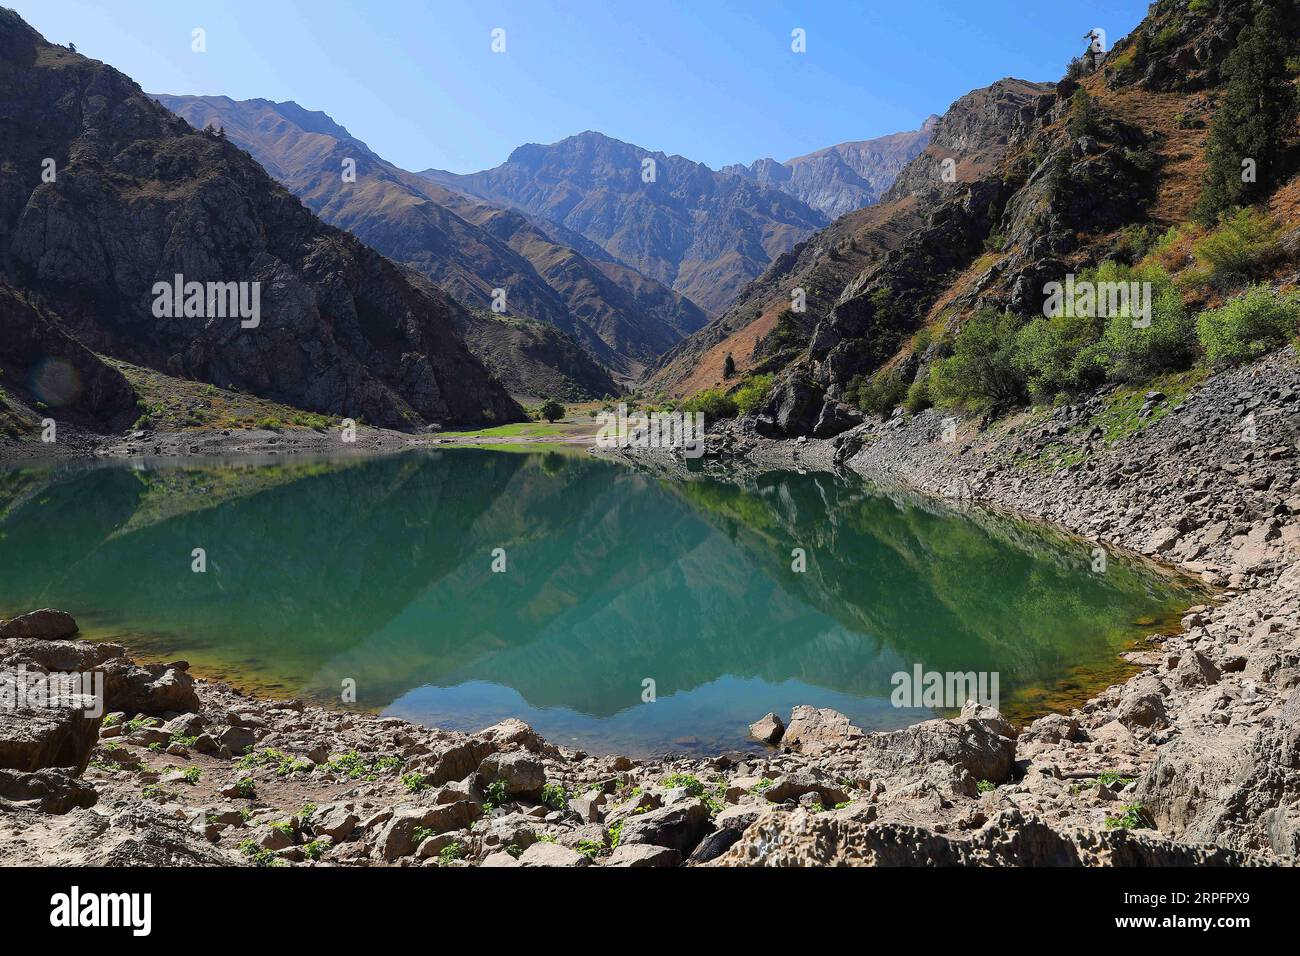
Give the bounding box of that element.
[718,808,1268,867]
[0,767,97,813]
[0,699,102,774]
[858,702,1017,785]
[1138,691,1300,858]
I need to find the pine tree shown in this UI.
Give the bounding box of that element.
[723,353,736,379]
[1195,5,1298,224]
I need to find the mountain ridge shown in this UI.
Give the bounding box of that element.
[0,11,521,430]
[422,129,831,315]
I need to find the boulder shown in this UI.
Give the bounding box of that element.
[858,703,1016,783]
[312,803,359,841]
[616,799,712,856]
[1116,675,1168,729]
[760,769,850,807]
[477,751,546,798]
[375,802,481,861]
[1172,650,1221,690]
[606,844,682,867]
[0,767,97,813]
[518,842,588,867]
[0,609,78,641]
[687,827,744,864]
[781,705,864,755]
[475,718,545,753]
[768,376,825,437]
[100,659,199,716]
[0,698,102,773]
[748,712,785,746]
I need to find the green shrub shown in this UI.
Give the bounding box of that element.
[849,369,908,417]
[679,388,738,420]
[1095,263,1196,381]
[1196,285,1300,366]
[730,374,773,415]
[1014,312,1105,400]
[903,376,932,414]
[928,309,1026,412]
[1191,208,1284,287]
[1066,88,1100,138]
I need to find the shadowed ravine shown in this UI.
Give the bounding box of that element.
[0,449,1202,757]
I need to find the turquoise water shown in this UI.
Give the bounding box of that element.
[0,448,1200,756]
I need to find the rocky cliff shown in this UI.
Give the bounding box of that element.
[0,12,521,429]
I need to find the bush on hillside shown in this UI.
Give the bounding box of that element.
[1196,285,1300,366]
[1190,208,1285,288]
[679,388,738,420]
[903,376,932,414]
[849,369,908,417]
[731,374,774,415]
[1095,263,1197,382]
[928,309,1026,413]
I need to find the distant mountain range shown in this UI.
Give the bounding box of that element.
[154,95,709,395]
[422,131,833,316]
[0,11,521,430]
[721,117,939,219]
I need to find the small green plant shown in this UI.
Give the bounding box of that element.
[233,777,257,799]
[1097,771,1135,788]
[438,842,464,864]
[180,767,201,784]
[1105,802,1152,830]
[401,771,428,793]
[483,779,509,811]
[169,733,198,748]
[540,782,569,811]
[976,779,995,794]
[324,750,402,780]
[608,820,625,851]
[302,839,327,861]
[237,838,281,867]
[298,803,317,824]
[270,820,295,836]
[750,778,775,794]
[575,839,604,860]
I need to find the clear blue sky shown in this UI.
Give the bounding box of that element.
[15,0,1148,173]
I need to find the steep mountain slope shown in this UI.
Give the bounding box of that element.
[749,0,1300,438]
[154,96,704,387]
[422,130,830,315]
[647,79,1053,398]
[721,117,938,219]
[0,12,520,429]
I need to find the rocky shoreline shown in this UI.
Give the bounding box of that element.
[2,348,1298,867]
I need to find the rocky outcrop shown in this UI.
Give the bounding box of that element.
[0,702,101,774]
[718,807,1267,866]
[0,12,521,429]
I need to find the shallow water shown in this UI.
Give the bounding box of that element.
[0,448,1201,757]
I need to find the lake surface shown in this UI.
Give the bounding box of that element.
[0,448,1201,756]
